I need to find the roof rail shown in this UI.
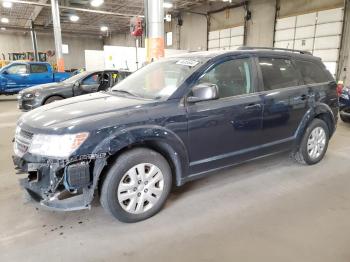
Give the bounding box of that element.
[238,46,312,55]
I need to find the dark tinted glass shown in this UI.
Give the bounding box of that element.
[295,60,330,84]
[198,58,252,98]
[259,58,300,90]
[30,64,48,73]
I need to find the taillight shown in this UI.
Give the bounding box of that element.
[337,81,344,97]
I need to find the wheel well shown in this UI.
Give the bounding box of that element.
[315,112,335,137]
[43,94,65,105]
[97,141,180,195]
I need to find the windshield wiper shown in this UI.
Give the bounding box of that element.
[112,89,139,97]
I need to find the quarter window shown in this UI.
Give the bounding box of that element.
[7,64,27,74]
[294,60,331,84]
[259,58,300,90]
[30,64,48,73]
[198,58,252,98]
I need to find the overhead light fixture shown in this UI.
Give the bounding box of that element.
[90,0,104,7]
[1,18,9,24]
[2,1,13,8]
[163,2,173,9]
[100,26,108,32]
[70,15,79,22]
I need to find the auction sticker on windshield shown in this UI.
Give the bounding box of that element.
[176,60,199,67]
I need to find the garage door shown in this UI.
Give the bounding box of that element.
[274,7,344,75]
[208,25,244,51]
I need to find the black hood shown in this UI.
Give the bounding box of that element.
[19,92,154,134]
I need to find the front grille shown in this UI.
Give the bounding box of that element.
[19,129,33,140]
[14,128,33,157]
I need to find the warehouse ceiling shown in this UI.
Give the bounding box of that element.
[0,0,241,35]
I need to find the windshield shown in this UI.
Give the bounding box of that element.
[111,58,203,100]
[62,71,93,84]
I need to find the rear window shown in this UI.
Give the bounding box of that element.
[30,64,48,73]
[294,60,331,84]
[259,57,301,91]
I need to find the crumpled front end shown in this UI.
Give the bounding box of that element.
[13,127,107,211]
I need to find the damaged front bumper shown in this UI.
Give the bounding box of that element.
[13,154,107,211]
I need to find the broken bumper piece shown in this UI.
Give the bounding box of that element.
[20,178,91,211]
[14,154,97,212]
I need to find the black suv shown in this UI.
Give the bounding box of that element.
[13,48,338,222]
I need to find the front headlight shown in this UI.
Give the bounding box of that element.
[28,132,89,158]
[23,92,40,99]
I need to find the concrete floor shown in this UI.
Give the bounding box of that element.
[1,95,350,262]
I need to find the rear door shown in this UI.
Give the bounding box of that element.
[257,56,308,149]
[28,63,52,85]
[186,56,264,174]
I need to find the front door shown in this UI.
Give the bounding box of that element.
[2,63,29,92]
[74,72,101,96]
[186,56,264,174]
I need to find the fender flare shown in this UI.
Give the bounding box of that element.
[294,103,336,148]
[92,125,190,186]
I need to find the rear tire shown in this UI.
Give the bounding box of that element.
[294,118,329,165]
[44,95,63,105]
[100,148,172,223]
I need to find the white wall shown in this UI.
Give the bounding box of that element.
[104,33,136,47]
[0,32,103,69]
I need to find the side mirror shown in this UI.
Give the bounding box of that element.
[2,70,8,75]
[187,83,219,103]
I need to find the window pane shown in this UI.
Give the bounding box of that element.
[30,64,48,73]
[295,60,331,84]
[7,64,27,74]
[82,73,100,85]
[259,58,300,90]
[166,32,173,46]
[198,58,252,98]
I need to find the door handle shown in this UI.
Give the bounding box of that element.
[245,103,261,110]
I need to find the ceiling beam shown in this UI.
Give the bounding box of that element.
[6,0,144,17]
[24,0,49,27]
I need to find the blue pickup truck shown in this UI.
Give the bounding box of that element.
[0,62,71,95]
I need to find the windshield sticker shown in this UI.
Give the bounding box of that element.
[176,60,199,67]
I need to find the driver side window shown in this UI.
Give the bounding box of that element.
[7,64,27,74]
[198,58,252,98]
[82,73,101,85]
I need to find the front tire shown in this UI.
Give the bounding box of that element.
[294,118,329,165]
[44,95,63,105]
[100,148,172,223]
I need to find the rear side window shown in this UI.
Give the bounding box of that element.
[259,58,300,91]
[294,60,330,84]
[30,64,48,73]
